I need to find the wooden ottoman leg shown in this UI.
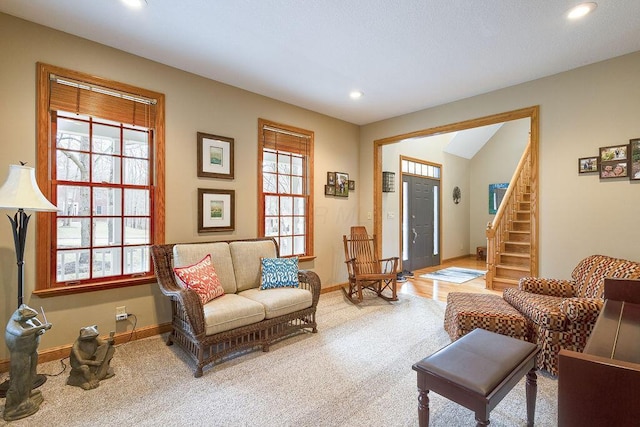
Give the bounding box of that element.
[417,388,430,427]
[526,368,537,427]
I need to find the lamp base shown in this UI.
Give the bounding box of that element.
[0,373,47,398]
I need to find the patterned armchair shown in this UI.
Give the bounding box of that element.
[504,254,640,375]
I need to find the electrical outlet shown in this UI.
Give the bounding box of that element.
[116,306,127,321]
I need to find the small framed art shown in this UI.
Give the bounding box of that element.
[198,188,235,232]
[324,185,335,196]
[631,138,640,180]
[348,180,355,191]
[327,172,336,186]
[197,132,234,179]
[599,144,629,179]
[335,172,349,197]
[578,157,598,174]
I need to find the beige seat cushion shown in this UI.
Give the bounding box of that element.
[203,294,265,335]
[229,240,277,292]
[173,242,237,294]
[239,288,312,319]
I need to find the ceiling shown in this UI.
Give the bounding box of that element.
[2,1,640,126]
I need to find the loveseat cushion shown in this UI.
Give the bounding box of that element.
[503,289,567,331]
[230,240,277,292]
[174,242,238,294]
[238,288,313,319]
[571,255,640,298]
[202,293,266,336]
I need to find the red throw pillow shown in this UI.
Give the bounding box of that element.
[173,254,225,304]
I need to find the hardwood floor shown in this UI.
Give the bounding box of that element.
[399,256,502,303]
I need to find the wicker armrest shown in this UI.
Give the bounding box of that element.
[560,297,604,323]
[298,269,322,307]
[519,277,576,297]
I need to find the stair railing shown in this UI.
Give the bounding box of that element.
[485,139,532,290]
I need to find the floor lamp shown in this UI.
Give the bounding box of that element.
[0,163,59,397]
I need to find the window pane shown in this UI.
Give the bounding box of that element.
[57,120,90,151]
[278,175,290,194]
[263,151,277,173]
[279,237,292,256]
[123,129,149,158]
[93,218,122,246]
[294,217,305,235]
[263,173,277,193]
[93,187,122,216]
[265,196,279,215]
[125,189,149,216]
[57,150,90,182]
[57,218,91,249]
[124,158,149,185]
[401,160,408,173]
[57,249,90,281]
[280,217,292,236]
[92,154,121,184]
[293,236,305,255]
[292,156,303,176]
[57,185,90,216]
[124,246,150,274]
[92,124,120,154]
[277,153,291,174]
[291,176,303,195]
[125,218,150,244]
[93,247,122,277]
[280,197,292,215]
[264,217,279,236]
[293,197,305,215]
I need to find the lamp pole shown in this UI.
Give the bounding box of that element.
[8,209,30,307]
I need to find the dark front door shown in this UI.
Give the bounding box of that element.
[403,175,440,271]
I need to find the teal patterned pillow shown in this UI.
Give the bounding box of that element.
[260,257,299,289]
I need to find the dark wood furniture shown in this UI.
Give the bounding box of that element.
[342,226,398,303]
[413,328,539,426]
[558,278,640,427]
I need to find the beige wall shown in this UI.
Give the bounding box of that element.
[361,52,640,280]
[0,14,358,359]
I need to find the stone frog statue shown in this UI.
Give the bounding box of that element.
[67,325,116,390]
[4,304,52,421]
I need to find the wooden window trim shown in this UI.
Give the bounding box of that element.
[258,118,314,258]
[34,62,165,297]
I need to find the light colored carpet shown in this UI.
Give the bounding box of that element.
[420,267,487,284]
[1,291,557,426]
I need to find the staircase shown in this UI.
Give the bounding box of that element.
[485,139,538,291]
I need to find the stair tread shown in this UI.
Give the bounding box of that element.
[500,252,530,258]
[496,264,530,272]
[491,277,520,284]
[504,241,530,245]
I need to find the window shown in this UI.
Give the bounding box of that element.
[35,63,165,296]
[258,119,314,259]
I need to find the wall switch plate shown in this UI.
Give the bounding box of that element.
[116,306,127,321]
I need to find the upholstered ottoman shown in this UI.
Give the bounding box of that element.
[444,292,527,341]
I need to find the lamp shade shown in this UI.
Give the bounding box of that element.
[0,164,59,211]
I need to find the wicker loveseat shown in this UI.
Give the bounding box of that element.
[504,254,640,375]
[151,238,320,377]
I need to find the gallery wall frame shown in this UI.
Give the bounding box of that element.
[197,132,234,179]
[630,138,640,180]
[334,172,349,197]
[198,188,235,232]
[578,156,599,174]
[599,144,629,179]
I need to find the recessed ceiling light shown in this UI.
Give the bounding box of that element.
[349,90,363,100]
[567,2,597,20]
[121,0,147,9]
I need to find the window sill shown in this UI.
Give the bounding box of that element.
[33,276,157,298]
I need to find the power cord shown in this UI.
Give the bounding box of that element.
[116,313,138,347]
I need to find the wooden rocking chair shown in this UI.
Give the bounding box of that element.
[342,226,399,303]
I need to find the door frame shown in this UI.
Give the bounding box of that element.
[399,156,442,271]
[373,106,539,260]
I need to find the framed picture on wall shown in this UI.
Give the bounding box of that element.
[198,188,235,232]
[630,138,640,180]
[348,180,355,191]
[599,144,629,179]
[324,185,335,196]
[327,172,336,186]
[578,156,599,174]
[335,172,349,197]
[197,132,234,179]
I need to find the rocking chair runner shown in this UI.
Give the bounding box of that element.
[342,226,399,303]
